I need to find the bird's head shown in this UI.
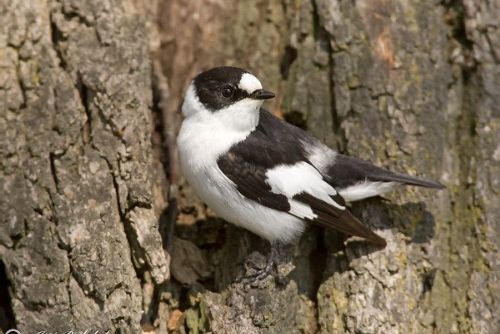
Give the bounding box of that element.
[182,67,275,126]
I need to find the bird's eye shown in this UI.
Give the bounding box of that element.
[221,85,234,98]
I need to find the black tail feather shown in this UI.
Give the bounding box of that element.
[326,154,445,189]
[371,171,445,189]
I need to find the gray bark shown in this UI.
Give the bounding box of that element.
[0,0,168,332]
[0,0,498,333]
[157,1,499,333]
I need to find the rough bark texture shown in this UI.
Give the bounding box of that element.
[0,0,168,332]
[0,0,498,333]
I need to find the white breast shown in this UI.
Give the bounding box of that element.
[177,108,305,242]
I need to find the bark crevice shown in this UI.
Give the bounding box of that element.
[0,260,16,331]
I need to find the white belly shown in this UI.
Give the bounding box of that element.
[177,118,305,243]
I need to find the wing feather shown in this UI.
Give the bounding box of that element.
[217,121,387,247]
[257,109,444,196]
[294,193,386,247]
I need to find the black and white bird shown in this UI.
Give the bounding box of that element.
[177,66,444,249]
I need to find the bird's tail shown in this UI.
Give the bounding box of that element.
[374,171,445,189]
[326,154,445,189]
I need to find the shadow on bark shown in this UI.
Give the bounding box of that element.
[168,194,437,296]
[0,260,16,331]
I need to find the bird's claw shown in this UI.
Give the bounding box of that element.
[235,247,280,286]
[236,260,275,285]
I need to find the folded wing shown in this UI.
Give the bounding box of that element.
[217,130,387,246]
[256,109,444,203]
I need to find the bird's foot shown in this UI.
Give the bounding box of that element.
[236,251,276,285]
[236,244,279,285]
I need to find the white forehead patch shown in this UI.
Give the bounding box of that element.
[238,73,262,94]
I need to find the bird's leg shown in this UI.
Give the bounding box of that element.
[263,241,280,274]
[237,242,280,284]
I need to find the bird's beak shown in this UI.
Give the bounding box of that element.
[250,89,275,100]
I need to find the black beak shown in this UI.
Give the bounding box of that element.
[250,89,275,100]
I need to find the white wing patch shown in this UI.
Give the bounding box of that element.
[265,162,345,210]
[302,141,337,173]
[238,73,262,94]
[339,181,399,202]
[289,199,317,219]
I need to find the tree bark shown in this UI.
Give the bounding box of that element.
[1,0,498,333]
[0,0,168,332]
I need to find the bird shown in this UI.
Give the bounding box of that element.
[177,66,444,253]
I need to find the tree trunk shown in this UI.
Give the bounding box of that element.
[1,0,498,333]
[0,0,169,332]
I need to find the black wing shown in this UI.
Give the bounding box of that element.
[217,150,291,212]
[217,122,387,246]
[295,193,386,247]
[257,109,444,190]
